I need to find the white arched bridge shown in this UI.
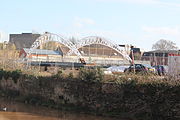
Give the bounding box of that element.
[27,32,132,65]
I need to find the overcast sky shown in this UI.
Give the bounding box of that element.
[0,0,180,50]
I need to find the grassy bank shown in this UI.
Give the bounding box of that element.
[0,68,180,119]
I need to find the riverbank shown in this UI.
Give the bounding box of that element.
[0,69,180,120]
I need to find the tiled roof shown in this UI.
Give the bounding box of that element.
[23,48,63,55]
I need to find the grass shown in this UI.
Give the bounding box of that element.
[0,61,179,86]
[103,73,180,86]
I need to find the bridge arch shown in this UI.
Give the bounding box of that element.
[28,32,81,57]
[67,36,132,63]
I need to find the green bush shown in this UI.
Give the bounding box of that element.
[78,67,104,83]
[11,70,22,83]
[0,69,22,83]
[53,70,64,78]
[115,76,137,87]
[0,69,3,80]
[3,71,11,80]
[68,72,74,79]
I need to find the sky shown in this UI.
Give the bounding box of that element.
[0,0,180,51]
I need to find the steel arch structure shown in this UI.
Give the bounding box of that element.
[67,36,132,62]
[27,32,81,57]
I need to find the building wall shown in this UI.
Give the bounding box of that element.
[19,49,62,62]
[9,33,40,50]
[142,56,168,66]
[78,44,124,58]
[28,54,62,62]
[141,50,180,66]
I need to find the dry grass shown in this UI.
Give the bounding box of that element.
[104,73,180,86]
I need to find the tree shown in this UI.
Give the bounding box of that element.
[6,43,16,50]
[0,43,3,50]
[152,39,178,50]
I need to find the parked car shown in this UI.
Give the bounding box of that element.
[143,64,156,73]
[107,66,129,73]
[153,65,168,76]
[124,64,155,74]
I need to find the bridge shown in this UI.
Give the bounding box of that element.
[26,32,132,65]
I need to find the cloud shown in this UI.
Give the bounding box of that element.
[142,26,180,36]
[73,17,95,28]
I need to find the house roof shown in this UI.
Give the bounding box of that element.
[9,33,41,50]
[145,50,180,53]
[23,48,63,56]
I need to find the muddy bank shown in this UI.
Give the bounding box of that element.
[0,70,179,120]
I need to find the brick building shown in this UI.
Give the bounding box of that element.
[141,50,180,66]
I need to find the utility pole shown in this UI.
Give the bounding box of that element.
[131,50,135,74]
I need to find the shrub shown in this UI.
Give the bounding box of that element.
[3,71,11,80]
[11,70,22,83]
[115,76,137,87]
[78,67,104,83]
[68,72,74,79]
[0,69,3,80]
[53,70,64,78]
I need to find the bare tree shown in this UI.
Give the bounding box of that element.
[6,43,16,50]
[152,39,178,50]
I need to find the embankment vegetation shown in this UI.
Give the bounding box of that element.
[0,68,179,120]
